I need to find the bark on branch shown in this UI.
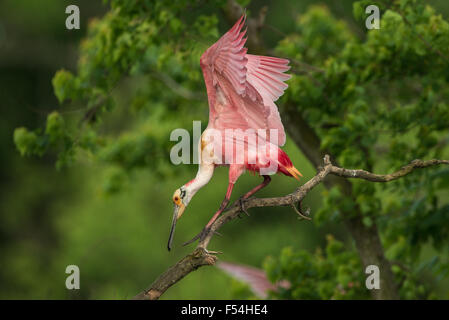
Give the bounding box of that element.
[134,155,448,300]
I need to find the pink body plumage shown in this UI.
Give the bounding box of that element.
[198,14,301,182]
[168,14,302,250]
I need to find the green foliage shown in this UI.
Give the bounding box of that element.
[268,0,449,299]
[14,0,216,171]
[13,127,43,157]
[264,236,369,299]
[45,112,65,142]
[52,70,80,104]
[229,280,258,300]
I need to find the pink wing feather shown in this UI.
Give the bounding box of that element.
[245,54,291,103]
[217,261,290,299]
[200,15,291,146]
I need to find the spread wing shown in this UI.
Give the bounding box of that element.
[200,15,291,146]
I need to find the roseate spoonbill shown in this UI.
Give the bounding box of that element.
[168,14,302,250]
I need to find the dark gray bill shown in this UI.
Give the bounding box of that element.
[167,205,178,251]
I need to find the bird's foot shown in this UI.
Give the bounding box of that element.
[182,226,212,247]
[238,197,250,217]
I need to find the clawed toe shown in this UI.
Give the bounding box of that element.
[182,227,211,247]
[238,197,250,216]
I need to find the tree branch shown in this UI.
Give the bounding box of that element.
[134,155,448,300]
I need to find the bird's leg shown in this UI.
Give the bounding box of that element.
[183,183,235,246]
[205,183,234,229]
[242,175,272,199]
[238,175,271,216]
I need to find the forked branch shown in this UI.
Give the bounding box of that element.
[133,155,448,300]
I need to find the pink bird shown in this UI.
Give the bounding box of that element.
[168,15,302,250]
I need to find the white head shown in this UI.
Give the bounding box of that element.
[167,184,196,251]
[167,164,215,251]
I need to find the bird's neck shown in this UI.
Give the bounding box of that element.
[185,164,214,202]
